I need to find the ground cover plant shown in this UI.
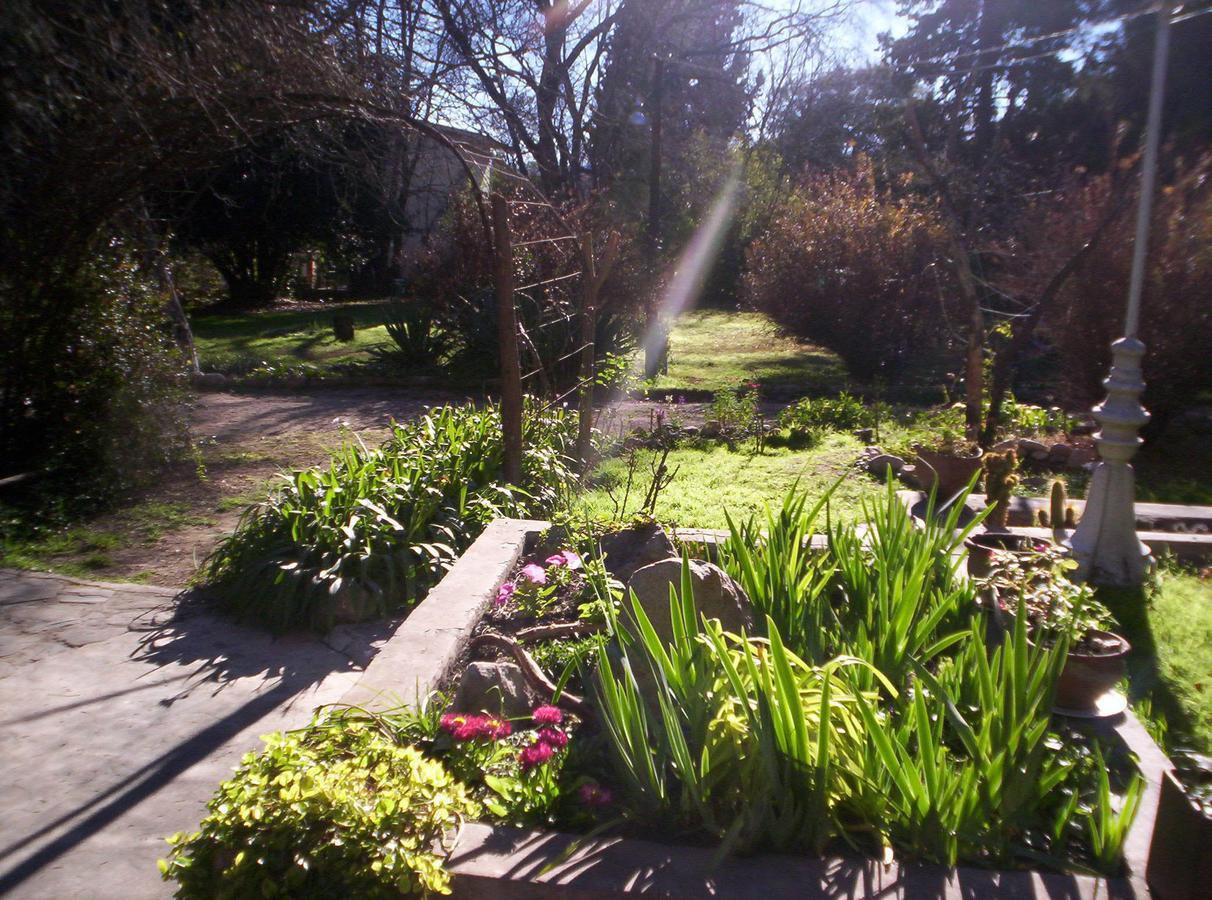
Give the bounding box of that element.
[203,401,577,631]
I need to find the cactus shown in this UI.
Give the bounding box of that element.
[1065,505,1079,528]
[1050,480,1068,531]
[983,449,1019,530]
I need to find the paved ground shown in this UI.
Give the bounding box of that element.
[0,568,397,898]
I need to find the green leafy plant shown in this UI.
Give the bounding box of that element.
[706,382,760,442]
[981,543,1117,645]
[381,299,452,369]
[778,392,872,440]
[204,401,577,631]
[591,485,1142,873]
[160,717,478,898]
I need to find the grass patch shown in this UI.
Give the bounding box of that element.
[1149,571,1212,750]
[1100,570,1212,754]
[646,310,847,395]
[192,300,396,375]
[573,434,884,529]
[0,500,213,577]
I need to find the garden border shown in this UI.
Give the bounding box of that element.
[342,518,1169,898]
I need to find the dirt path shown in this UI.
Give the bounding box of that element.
[17,387,716,588]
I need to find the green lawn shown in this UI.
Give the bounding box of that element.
[572,433,885,529]
[192,300,396,375]
[1101,571,1212,753]
[646,310,848,395]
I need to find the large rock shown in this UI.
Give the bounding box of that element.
[599,524,677,583]
[626,558,752,643]
[452,661,532,717]
[864,453,906,477]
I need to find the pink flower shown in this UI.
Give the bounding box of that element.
[441,713,489,742]
[519,563,547,585]
[544,550,582,570]
[483,715,512,740]
[518,741,555,771]
[578,782,613,808]
[536,727,568,749]
[532,705,563,726]
[495,581,516,607]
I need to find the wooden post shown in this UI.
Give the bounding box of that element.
[493,193,523,485]
[578,231,620,469]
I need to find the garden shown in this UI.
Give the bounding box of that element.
[3,1,1212,898]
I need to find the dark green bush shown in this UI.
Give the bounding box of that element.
[0,247,192,508]
[161,717,478,898]
[204,401,578,631]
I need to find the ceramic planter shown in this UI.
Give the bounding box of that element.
[914,447,984,502]
[1053,629,1131,712]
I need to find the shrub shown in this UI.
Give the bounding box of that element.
[1042,155,1212,429]
[204,401,577,631]
[160,718,478,898]
[778,392,872,440]
[744,162,956,381]
[0,246,191,508]
[380,298,452,369]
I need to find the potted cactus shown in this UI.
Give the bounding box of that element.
[982,449,1019,530]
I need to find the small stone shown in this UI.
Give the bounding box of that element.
[1047,443,1073,466]
[192,371,228,388]
[1017,438,1049,461]
[452,661,532,717]
[864,453,906,476]
[626,558,752,644]
[991,439,1018,453]
[599,524,677,583]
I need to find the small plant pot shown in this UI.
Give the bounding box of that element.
[1053,630,1130,712]
[964,532,1041,580]
[915,447,984,502]
[1147,769,1212,900]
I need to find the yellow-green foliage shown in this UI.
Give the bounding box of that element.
[160,719,478,898]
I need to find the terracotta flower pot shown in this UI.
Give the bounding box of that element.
[964,532,1042,580]
[915,447,983,502]
[1053,630,1130,712]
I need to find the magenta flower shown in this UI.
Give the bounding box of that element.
[536,726,568,749]
[531,705,563,726]
[519,563,547,585]
[578,782,614,808]
[518,741,555,771]
[495,581,516,607]
[483,715,512,740]
[544,550,582,570]
[441,713,488,742]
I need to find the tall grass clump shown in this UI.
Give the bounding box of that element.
[204,401,576,631]
[595,486,1144,874]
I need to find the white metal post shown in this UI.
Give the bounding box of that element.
[1069,2,1172,585]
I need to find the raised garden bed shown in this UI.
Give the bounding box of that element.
[900,490,1212,563]
[334,516,1173,898]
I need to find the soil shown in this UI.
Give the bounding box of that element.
[12,387,707,588]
